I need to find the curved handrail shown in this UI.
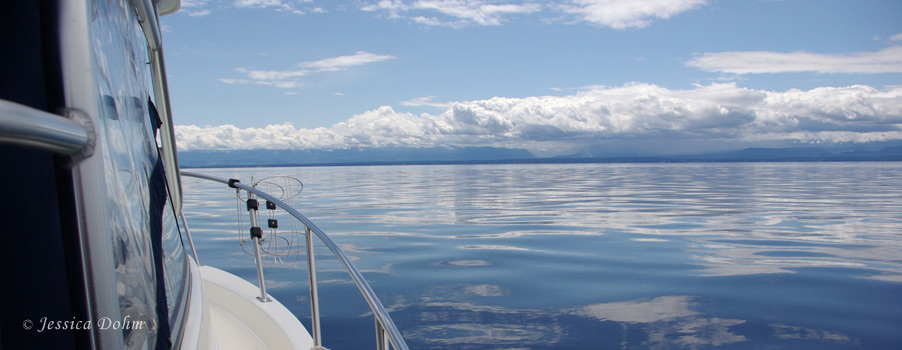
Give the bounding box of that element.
[0,99,91,156]
[180,171,408,350]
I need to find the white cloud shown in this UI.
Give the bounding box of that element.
[222,69,304,89]
[177,83,902,153]
[236,67,308,80]
[361,0,409,18]
[234,0,282,7]
[362,0,542,27]
[220,51,394,90]
[401,96,456,108]
[269,80,302,89]
[687,46,902,74]
[179,0,319,16]
[187,0,702,27]
[177,107,448,150]
[233,0,306,14]
[414,0,541,26]
[181,0,212,8]
[890,33,902,42]
[180,0,215,16]
[300,51,396,71]
[186,9,212,16]
[218,78,251,85]
[361,0,705,28]
[563,0,706,29]
[412,16,444,26]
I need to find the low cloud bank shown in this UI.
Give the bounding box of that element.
[176,83,902,155]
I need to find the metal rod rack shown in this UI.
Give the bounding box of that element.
[181,171,408,350]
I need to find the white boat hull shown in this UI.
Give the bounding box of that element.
[199,266,314,350]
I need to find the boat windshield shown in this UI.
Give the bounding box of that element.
[88,0,190,347]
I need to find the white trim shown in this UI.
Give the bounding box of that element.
[179,258,216,349]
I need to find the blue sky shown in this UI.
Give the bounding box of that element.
[162,0,902,156]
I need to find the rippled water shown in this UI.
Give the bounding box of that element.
[182,162,902,349]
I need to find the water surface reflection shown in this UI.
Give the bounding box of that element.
[183,163,902,349]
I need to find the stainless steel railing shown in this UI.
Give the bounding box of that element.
[180,171,408,350]
[0,99,92,156]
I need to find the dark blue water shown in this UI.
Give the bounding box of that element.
[182,162,902,349]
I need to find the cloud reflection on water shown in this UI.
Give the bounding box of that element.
[315,162,902,282]
[394,293,859,348]
[182,163,901,348]
[392,299,564,348]
[575,296,748,347]
[326,164,894,281]
[576,296,700,323]
[771,323,857,344]
[433,259,493,267]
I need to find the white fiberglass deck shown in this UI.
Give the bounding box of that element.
[199,266,314,350]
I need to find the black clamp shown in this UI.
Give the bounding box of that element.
[250,226,263,239]
[266,200,276,210]
[268,219,278,229]
[246,199,258,211]
[228,178,241,188]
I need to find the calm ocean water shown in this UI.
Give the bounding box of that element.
[182,162,902,349]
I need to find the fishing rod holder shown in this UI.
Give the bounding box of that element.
[244,192,271,303]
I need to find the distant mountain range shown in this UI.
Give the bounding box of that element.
[179,144,902,168]
[179,146,536,168]
[555,143,902,163]
[697,146,902,161]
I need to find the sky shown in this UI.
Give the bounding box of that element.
[161,0,902,156]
